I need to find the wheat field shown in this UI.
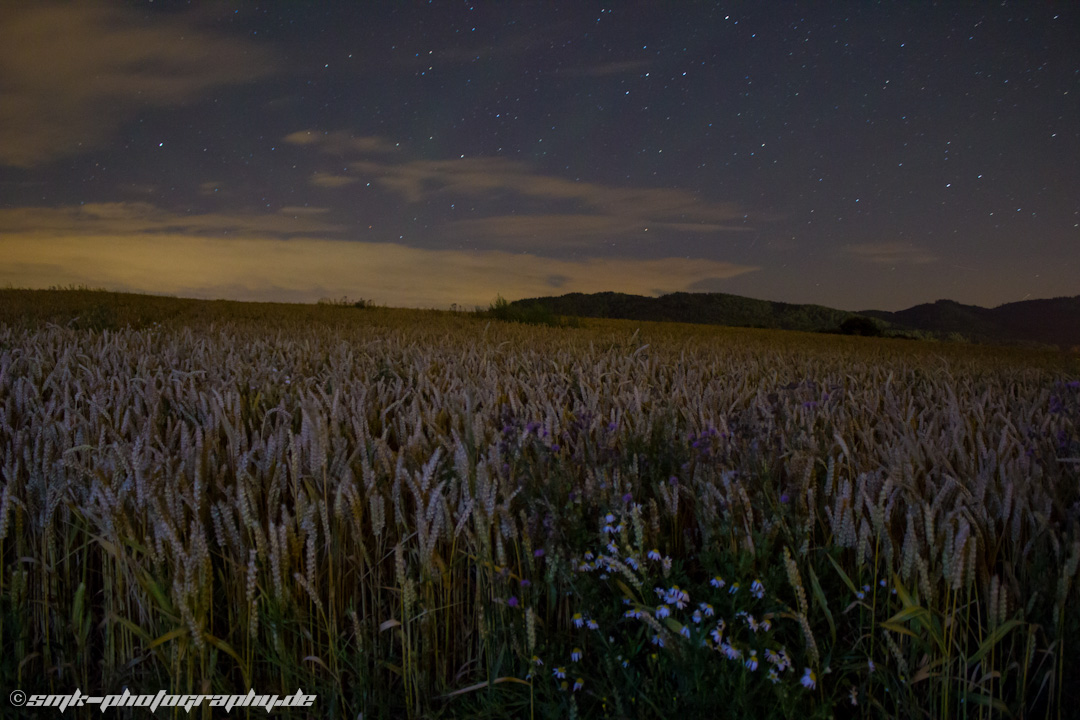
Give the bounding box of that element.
[1,290,1078,718]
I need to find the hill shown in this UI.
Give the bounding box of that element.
[506,291,1080,348]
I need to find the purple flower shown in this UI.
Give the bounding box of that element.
[669,476,678,486]
[520,579,532,588]
[623,492,633,504]
[508,596,519,608]
[534,549,545,558]
[780,493,790,504]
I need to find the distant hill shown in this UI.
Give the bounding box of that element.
[505,292,1080,348]
[862,296,1080,349]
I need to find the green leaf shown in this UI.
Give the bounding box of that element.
[807,564,836,645]
[824,551,859,597]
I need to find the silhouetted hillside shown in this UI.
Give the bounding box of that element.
[507,292,1080,348]
[863,296,1080,349]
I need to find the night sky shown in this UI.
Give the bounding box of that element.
[2,2,1078,311]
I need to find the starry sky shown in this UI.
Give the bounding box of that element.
[2,2,1078,311]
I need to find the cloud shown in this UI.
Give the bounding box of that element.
[844,242,938,265]
[0,203,343,237]
[285,130,399,156]
[309,173,358,188]
[0,3,274,167]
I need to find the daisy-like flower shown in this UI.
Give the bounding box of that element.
[759,614,772,632]
[692,609,703,624]
[604,513,615,524]
[745,650,758,671]
[554,666,567,679]
[572,613,585,628]
[801,667,817,689]
[750,579,765,599]
[710,576,726,589]
[603,523,616,534]
[586,618,600,630]
[767,668,780,684]
[710,626,724,644]
[573,678,584,692]
[625,556,639,570]
[700,602,715,618]
[729,582,740,595]
[655,604,671,619]
[571,647,582,662]
[680,624,691,639]
[856,589,865,600]
[584,551,595,561]
[652,634,665,647]
[661,557,672,573]
[648,549,662,561]
[721,642,742,661]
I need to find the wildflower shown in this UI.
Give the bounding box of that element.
[648,549,662,561]
[534,549,545,558]
[661,557,672,573]
[603,523,616,534]
[572,613,585,628]
[680,624,691,639]
[625,556,639,570]
[710,576,726,589]
[746,650,759,671]
[850,686,859,705]
[710,626,724,644]
[531,655,543,666]
[571,648,582,662]
[692,609,703,624]
[520,579,531,588]
[655,604,671,619]
[750,579,765,599]
[573,678,584,692]
[867,659,875,672]
[604,513,615,524]
[508,596,519,607]
[729,582,740,595]
[780,493,790,504]
[584,551,595,561]
[801,667,816,690]
[554,666,567,679]
[759,615,772,632]
[700,602,715,617]
[856,589,865,600]
[652,634,665,647]
[587,618,600,630]
[721,643,742,661]
[768,668,780,684]
[622,492,633,503]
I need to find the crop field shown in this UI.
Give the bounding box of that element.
[1,289,1078,718]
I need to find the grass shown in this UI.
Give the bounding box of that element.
[0,288,1077,718]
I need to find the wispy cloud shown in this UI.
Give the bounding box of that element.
[0,203,343,237]
[0,3,274,167]
[844,242,937,265]
[289,131,752,248]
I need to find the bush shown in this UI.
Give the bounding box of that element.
[838,316,882,337]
